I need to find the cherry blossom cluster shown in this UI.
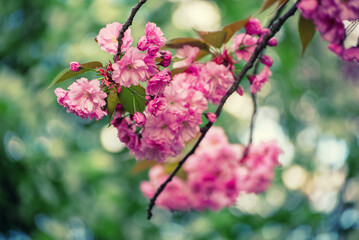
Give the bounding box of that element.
[54,18,277,164]
[231,18,277,94]
[298,0,359,61]
[140,127,282,211]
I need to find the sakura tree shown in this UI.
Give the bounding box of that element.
[50,0,359,220]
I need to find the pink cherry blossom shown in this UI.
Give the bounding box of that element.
[145,22,166,47]
[147,97,168,116]
[250,66,272,94]
[146,69,172,96]
[199,62,234,104]
[55,78,107,120]
[245,18,263,35]
[70,61,81,71]
[134,112,146,126]
[206,112,217,123]
[238,141,282,193]
[232,33,258,62]
[97,22,133,55]
[173,45,200,69]
[112,47,149,87]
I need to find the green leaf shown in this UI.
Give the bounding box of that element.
[48,61,103,88]
[164,37,210,51]
[223,17,250,43]
[196,30,227,48]
[106,90,120,124]
[298,14,316,55]
[118,85,146,114]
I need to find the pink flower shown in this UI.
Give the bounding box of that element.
[112,116,140,151]
[232,33,258,62]
[137,35,150,51]
[97,22,133,55]
[70,61,81,71]
[199,62,234,104]
[260,55,273,67]
[211,49,237,71]
[147,97,168,116]
[250,66,272,94]
[146,69,172,96]
[140,165,191,211]
[236,86,244,96]
[55,78,107,120]
[298,0,318,18]
[206,112,217,123]
[342,47,359,62]
[245,18,263,35]
[173,45,200,69]
[145,22,166,47]
[238,141,282,193]
[133,112,146,126]
[143,54,159,76]
[112,47,149,87]
[268,37,278,47]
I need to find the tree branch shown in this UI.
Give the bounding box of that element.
[242,1,289,158]
[113,0,148,62]
[147,0,300,220]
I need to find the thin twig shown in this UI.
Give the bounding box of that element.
[242,1,288,158]
[147,0,300,219]
[242,93,257,158]
[113,0,148,62]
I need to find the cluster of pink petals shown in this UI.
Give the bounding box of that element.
[249,66,272,94]
[232,33,258,62]
[198,61,235,105]
[298,0,359,61]
[137,22,166,52]
[173,45,200,69]
[237,141,282,193]
[231,18,277,94]
[96,22,133,55]
[55,78,107,120]
[140,127,282,212]
[146,68,172,96]
[112,47,150,87]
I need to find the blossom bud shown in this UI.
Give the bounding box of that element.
[133,112,146,126]
[260,55,273,67]
[137,36,150,51]
[160,50,172,60]
[268,37,278,47]
[248,75,255,83]
[70,61,81,71]
[148,45,160,56]
[160,59,171,67]
[236,86,244,96]
[206,112,217,123]
[245,18,263,35]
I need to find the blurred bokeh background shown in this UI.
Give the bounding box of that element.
[1,0,359,239]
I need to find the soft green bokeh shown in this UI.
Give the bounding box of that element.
[1,0,359,239]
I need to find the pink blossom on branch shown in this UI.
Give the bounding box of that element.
[250,66,272,94]
[69,61,81,72]
[173,45,200,69]
[232,33,258,62]
[96,22,133,55]
[112,47,149,87]
[55,78,107,120]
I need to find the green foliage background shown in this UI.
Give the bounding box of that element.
[1,0,359,239]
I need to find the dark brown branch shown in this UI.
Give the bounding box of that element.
[113,0,148,62]
[242,93,257,158]
[147,0,299,219]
